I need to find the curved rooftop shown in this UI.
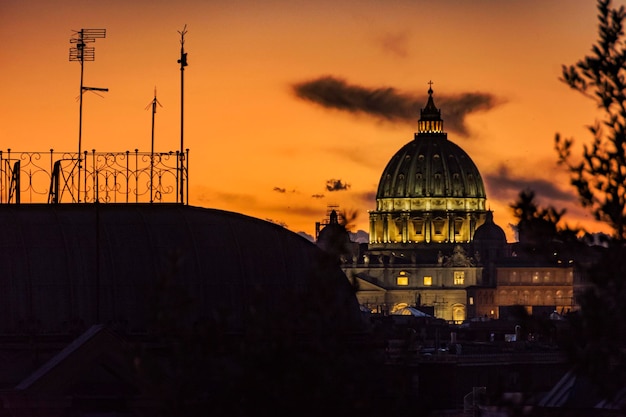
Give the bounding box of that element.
[0,204,363,335]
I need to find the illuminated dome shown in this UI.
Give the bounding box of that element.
[369,86,487,247]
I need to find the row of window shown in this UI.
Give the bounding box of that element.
[396,271,465,286]
[498,270,573,284]
[394,269,573,287]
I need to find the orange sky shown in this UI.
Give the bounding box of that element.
[0,0,621,242]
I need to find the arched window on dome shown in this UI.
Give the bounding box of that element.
[466,174,476,195]
[452,173,462,196]
[415,173,424,196]
[383,174,392,196]
[433,172,443,195]
[396,174,406,196]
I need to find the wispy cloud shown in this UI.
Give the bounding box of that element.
[377,31,410,58]
[291,76,502,136]
[272,187,297,194]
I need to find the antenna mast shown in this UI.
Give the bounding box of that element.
[69,28,107,202]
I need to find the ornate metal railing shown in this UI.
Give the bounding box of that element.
[0,149,189,204]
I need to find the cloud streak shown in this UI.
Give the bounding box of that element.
[485,165,577,204]
[291,76,502,136]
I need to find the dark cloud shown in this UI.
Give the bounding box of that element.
[485,165,577,204]
[291,76,502,137]
[273,187,297,194]
[326,179,351,192]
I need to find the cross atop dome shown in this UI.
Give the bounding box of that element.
[418,81,444,134]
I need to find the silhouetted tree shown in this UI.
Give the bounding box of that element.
[509,189,581,261]
[510,189,562,244]
[554,0,626,400]
[555,0,626,242]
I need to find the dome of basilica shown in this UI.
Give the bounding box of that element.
[369,86,488,247]
[376,87,485,202]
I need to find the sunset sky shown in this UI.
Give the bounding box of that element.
[1,0,620,242]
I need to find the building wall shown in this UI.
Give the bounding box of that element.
[495,266,576,316]
[344,264,482,323]
[344,263,578,322]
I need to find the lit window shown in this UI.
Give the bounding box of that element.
[469,296,474,305]
[433,219,445,235]
[532,272,540,283]
[454,218,463,235]
[423,276,432,286]
[454,271,465,285]
[397,271,409,286]
[544,271,551,283]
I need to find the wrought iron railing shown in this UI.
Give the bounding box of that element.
[0,149,189,204]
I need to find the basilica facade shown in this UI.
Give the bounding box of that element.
[318,86,578,323]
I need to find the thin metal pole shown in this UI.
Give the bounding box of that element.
[146,88,162,203]
[177,25,188,205]
[150,94,155,203]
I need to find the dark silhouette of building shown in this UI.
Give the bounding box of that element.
[0,203,386,416]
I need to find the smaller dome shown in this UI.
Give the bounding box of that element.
[317,210,352,260]
[474,211,506,244]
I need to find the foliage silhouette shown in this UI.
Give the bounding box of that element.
[555,0,626,241]
[554,0,626,402]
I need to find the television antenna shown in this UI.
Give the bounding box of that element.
[145,87,163,203]
[69,28,108,202]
